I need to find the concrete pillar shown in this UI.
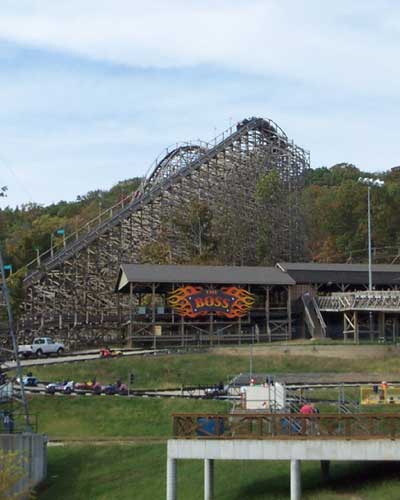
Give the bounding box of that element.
[166,458,177,500]
[204,459,214,500]
[321,460,330,482]
[290,460,301,500]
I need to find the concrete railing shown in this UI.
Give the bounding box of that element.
[0,433,47,495]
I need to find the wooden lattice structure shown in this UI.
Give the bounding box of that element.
[18,117,309,346]
[318,291,400,343]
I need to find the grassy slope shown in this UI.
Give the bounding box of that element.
[32,348,400,499]
[41,445,400,500]
[27,349,400,389]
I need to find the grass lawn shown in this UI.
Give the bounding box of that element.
[29,396,229,439]
[39,444,400,500]
[25,349,400,499]
[25,348,400,390]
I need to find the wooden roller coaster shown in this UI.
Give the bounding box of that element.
[17,117,309,346]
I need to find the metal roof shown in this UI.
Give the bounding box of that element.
[277,262,400,285]
[116,264,295,292]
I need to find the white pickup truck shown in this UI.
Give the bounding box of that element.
[18,337,65,358]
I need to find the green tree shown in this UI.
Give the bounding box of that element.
[170,199,216,263]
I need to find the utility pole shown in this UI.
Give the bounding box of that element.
[0,247,31,429]
[0,187,31,429]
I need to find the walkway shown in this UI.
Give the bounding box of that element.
[167,412,400,500]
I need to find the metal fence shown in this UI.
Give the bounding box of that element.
[361,386,400,406]
[173,413,400,440]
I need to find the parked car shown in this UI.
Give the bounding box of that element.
[16,375,38,387]
[22,375,38,387]
[18,337,65,358]
[46,381,74,395]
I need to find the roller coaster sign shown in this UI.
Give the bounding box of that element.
[167,286,255,319]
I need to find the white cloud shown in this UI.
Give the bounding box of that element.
[0,1,400,94]
[1,0,400,208]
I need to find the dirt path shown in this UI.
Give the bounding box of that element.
[48,437,167,447]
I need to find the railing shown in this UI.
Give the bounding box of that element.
[301,295,316,337]
[24,192,139,273]
[317,291,400,312]
[301,294,326,338]
[312,297,327,336]
[173,413,400,440]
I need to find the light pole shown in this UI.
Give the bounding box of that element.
[367,184,372,291]
[358,177,384,291]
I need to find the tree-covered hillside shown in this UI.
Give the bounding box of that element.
[303,163,400,262]
[1,163,400,275]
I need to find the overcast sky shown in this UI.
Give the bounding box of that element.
[1,0,400,207]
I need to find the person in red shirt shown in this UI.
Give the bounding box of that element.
[299,403,315,414]
[299,403,319,435]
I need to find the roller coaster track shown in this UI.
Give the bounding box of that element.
[24,117,293,285]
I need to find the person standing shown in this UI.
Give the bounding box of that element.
[3,412,14,433]
[299,402,315,415]
[299,403,318,435]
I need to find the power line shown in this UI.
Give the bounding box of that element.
[0,155,34,203]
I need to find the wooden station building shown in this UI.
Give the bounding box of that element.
[115,264,295,345]
[115,262,400,345]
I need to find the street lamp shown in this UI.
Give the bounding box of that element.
[358,177,384,290]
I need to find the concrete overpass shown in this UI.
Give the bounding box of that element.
[167,412,400,500]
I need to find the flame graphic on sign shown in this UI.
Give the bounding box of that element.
[167,286,255,318]
[167,286,203,318]
[222,287,255,318]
